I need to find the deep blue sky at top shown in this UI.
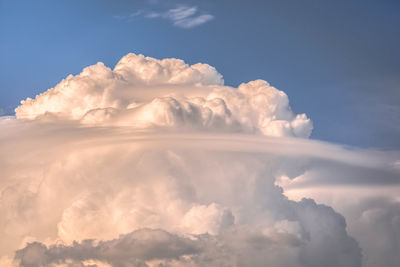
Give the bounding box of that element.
[1,0,399,149]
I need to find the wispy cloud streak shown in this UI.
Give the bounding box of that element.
[115,5,214,29]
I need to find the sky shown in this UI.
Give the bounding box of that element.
[1,1,400,267]
[1,0,399,149]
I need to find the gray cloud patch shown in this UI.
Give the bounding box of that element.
[15,229,200,266]
[13,198,362,267]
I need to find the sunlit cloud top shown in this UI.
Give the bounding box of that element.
[15,53,312,138]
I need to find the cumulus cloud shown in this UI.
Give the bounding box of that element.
[1,53,399,267]
[15,209,362,267]
[15,53,311,138]
[283,186,400,267]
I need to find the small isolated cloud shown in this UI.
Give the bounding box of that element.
[115,5,214,29]
[166,6,198,21]
[160,5,214,28]
[172,13,214,29]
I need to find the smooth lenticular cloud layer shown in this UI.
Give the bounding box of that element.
[1,53,399,267]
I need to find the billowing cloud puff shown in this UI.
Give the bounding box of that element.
[285,188,400,267]
[1,53,399,267]
[15,53,312,138]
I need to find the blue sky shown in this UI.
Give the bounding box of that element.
[1,0,399,148]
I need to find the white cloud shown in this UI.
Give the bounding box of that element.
[1,53,399,267]
[173,14,214,29]
[116,5,214,29]
[15,53,311,138]
[162,6,214,28]
[166,6,198,21]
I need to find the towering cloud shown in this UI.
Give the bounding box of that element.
[0,53,398,267]
[15,53,312,138]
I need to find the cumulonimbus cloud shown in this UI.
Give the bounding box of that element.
[1,53,399,267]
